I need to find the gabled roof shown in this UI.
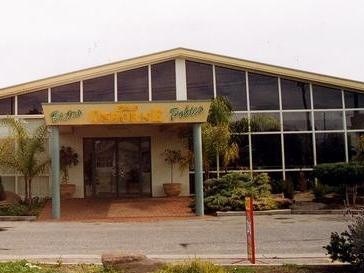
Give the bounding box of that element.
[1,47,364,99]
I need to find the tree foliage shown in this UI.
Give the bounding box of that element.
[0,118,49,204]
[202,97,238,178]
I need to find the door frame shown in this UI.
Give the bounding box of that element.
[83,136,152,198]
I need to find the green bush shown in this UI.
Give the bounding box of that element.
[313,162,364,187]
[201,172,277,213]
[157,260,226,273]
[313,162,364,205]
[325,212,364,271]
[0,198,47,216]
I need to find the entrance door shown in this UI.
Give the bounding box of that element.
[83,137,151,198]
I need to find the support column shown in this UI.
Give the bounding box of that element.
[193,123,204,216]
[49,126,60,219]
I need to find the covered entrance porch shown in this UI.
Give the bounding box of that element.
[43,101,210,219]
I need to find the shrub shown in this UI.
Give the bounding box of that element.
[0,198,46,216]
[157,260,226,273]
[313,162,364,205]
[325,212,364,271]
[201,172,277,213]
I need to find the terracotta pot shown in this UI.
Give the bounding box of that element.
[163,183,181,197]
[60,183,76,199]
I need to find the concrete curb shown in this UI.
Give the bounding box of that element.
[216,210,291,216]
[0,216,37,221]
[216,209,362,216]
[0,253,337,265]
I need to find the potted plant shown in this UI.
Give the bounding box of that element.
[60,146,79,199]
[162,149,190,197]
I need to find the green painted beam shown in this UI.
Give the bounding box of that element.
[50,126,60,219]
[193,123,204,216]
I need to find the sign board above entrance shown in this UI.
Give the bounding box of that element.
[42,101,211,126]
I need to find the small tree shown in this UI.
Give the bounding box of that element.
[203,97,239,179]
[162,149,189,184]
[0,118,49,205]
[60,146,79,184]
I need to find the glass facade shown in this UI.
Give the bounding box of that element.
[2,57,364,194]
[215,66,247,110]
[0,97,14,115]
[249,73,279,110]
[186,61,214,100]
[151,60,176,100]
[51,82,80,102]
[118,67,149,101]
[83,74,114,102]
[18,90,48,114]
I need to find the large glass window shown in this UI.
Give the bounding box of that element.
[285,171,314,191]
[51,82,80,102]
[312,85,342,109]
[215,66,247,110]
[281,79,311,109]
[252,134,282,169]
[0,97,14,115]
[283,112,311,131]
[18,90,48,115]
[347,132,364,161]
[344,90,364,109]
[346,110,364,130]
[316,133,345,163]
[151,61,176,100]
[249,73,279,110]
[118,67,149,101]
[284,134,313,168]
[228,135,249,170]
[83,74,114,102]
[250,113,280,132]
[314,111,343,130]
[186,61,214,100]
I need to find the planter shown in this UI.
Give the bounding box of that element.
[60,183,76,199]
[163,183,181,197]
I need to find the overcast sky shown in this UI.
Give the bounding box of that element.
[0,0,363,89]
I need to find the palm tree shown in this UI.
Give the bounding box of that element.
[0,118,49,205]
[203,96,239,179]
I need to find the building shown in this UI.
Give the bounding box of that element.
[1,48,364,218]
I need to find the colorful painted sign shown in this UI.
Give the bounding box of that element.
[42,101,211,125]
[245,196,256,264]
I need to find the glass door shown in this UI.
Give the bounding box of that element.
[94,139,117,197]
[84,137,151,198]
[117,138,151,196]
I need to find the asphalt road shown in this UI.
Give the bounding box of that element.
[0,215,348,258]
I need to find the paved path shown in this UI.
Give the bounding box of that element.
[0,215,348,263]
